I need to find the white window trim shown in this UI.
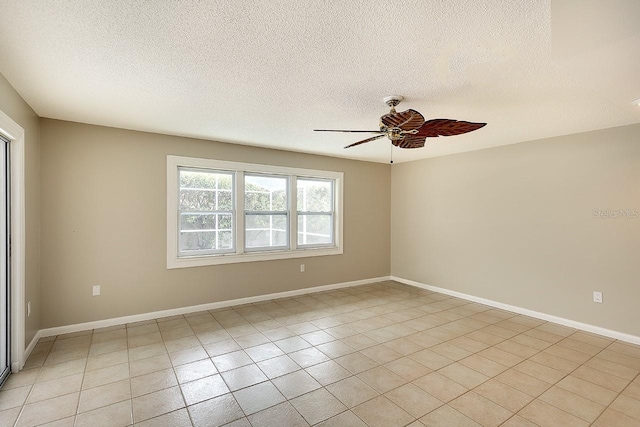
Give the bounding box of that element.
[167,155,343,269]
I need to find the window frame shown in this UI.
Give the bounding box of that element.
[177,167,236,257]
[297,177,335,249]
[167,155,343,269]
[243,172,290,252]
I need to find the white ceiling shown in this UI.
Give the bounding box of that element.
[1,0,639,163]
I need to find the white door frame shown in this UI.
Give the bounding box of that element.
[0,109,26,372]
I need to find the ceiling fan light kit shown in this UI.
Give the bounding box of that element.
[314,95,487,154]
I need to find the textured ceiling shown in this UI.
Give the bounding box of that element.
[0,0,639,163]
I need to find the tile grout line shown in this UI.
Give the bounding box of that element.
[506,332,630,425]
[497,329,606,424]
[72,331,89,426]
[586,340,640,426]
[180,320,200,427]
[126,325,134,427]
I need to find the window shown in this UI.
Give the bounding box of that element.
[297,178,333,247]
[167,156,343,268]
[245,174,289,250]
[178,169,234,256]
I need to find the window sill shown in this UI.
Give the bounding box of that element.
[167,246,343,269]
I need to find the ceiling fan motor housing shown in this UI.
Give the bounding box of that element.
[382,126,404,141]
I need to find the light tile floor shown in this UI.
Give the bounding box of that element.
[1,281,640,426]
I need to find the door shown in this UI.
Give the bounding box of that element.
[0,134,10,386]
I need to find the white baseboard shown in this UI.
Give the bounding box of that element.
[39,276,391,338]
[25,330,41,360]
[14,330,41,372]
[28,274,640,363]
[392,276,640,346]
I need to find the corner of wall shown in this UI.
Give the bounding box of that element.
[0,72,41,350]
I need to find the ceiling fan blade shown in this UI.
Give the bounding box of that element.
[381,109,425,131]
[344,134,386,149]
[392,135,426,149]
[314,129,384,133]
[417,119,487,137]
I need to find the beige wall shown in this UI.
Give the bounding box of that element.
[40,119,391,328]
[0,73,41,347]
[392,124,640,336]
[6,71,639,341]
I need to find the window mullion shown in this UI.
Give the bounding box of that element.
[236,171,245,255]
[287,176,291,250]
[290,176,297,251]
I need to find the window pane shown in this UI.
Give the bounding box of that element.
[179,169,233,211]
[179,189,216,211]
[180,214,215,230]
[217,190,233,210]
[218,214,232,229]
[219,231,233,249]
[298,214,332,245]
[180,231,216,252]
[180,213,232,231]
[178,168,234,254]
[245,175,288,211]
[297,179,332,212]
[179,230,233,252]
[246,214,288,249]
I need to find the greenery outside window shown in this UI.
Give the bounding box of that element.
[167,156,343,268]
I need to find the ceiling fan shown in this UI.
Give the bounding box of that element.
[314,95,486,150]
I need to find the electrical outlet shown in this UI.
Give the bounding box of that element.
[593,291,603,304]
[300,264,305,272]
[27,301,31,317]
[92,285,101,296]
